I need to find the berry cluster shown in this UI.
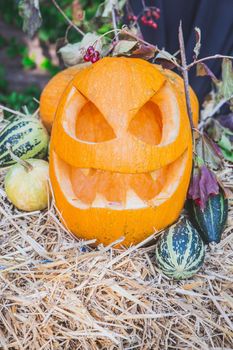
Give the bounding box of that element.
[141,7,160,29]
[83,46,100,63]
[127,15,138,22]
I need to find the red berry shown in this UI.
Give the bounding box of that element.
[128,15,132,20]
[147,19,153,26]
[156,7,161,13]
[91,51,100,63]
[87,46,95,55]
[152,11,160,19]
[132,15,137,21]
[83,54,90,62]
[145,9,151,17]
[195,198,202,206]
[152,22,158,29]
[141,15,147,24]
[91,56,99,63]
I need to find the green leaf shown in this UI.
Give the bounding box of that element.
[97,23,112,35]
[217,132,233,162]
[218,58,233,100]
[220,148,233,162]
[18,0,42,37]
[21,55,36,70]
[218,133,232,152]
[40,58,60,76]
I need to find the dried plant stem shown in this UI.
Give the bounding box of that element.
[0,104,27,118]
[187,54,233,69]
[7,146,33,172]
[121,29,158,50]
[141,0,146,9]
[51,0,85,37]
[178,22,194,131]
[111,4,119,42]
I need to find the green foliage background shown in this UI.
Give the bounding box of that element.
[0,0,104,113]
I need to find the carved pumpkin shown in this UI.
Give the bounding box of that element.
[42,57,199,246]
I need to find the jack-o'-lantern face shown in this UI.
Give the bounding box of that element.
[49,57,198,246]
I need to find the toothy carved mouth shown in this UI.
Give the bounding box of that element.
[52,149,188,210]
[70,167,166,206]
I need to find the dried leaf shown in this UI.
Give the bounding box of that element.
[216,113,233,132]
[18,0,42,37]
[196,134,223,170]
[206,120,223,143]
[188,165,219,209]
[196,62,218,82]
[121,25,144,40]
[200,59,233,122]
[206,119,233,163]
[218,58,233,100]
[59,33,101,66]
[193,27,201,59]
[113,40,137,56]
[131,45,157,60]
[154,50,178,69]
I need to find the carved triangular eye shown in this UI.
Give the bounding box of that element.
[128,101,162,145]
[76,101,116,142]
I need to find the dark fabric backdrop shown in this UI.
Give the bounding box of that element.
[129,0,233,104]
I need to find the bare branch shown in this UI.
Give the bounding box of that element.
[178,21,194,131]
[187,54,233,70]
[51,0,85,37]
[141,0,146,9]
[111,3,119,42]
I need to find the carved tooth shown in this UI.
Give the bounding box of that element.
[92,194,108,208]
[80,168,90,176]
[125,189,146,209]
[150,170,160,181]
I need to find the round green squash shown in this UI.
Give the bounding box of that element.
[186,191,228,244]
[155,218,205,280]
[0,117,49,168]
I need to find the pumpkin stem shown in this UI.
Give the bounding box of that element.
[6,144,33,172]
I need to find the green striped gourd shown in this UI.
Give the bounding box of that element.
[155,218,205,280]
[186,191,228,244]
[0,117,49,168]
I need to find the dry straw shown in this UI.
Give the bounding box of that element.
[0,120,232,349]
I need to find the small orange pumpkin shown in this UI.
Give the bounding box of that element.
[40,63,89,132]
[41,57,198,246]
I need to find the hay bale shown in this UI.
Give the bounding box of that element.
[0,157,232,349]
